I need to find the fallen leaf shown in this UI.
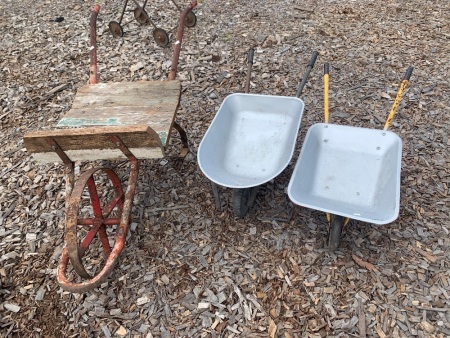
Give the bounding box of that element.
[352,255,378,272]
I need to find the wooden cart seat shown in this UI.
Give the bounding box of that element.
[24,80,181,162]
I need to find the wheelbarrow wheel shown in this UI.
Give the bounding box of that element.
[109,21,123,38]
[232,187,258,218]
[184,11,197,28]
[153,28,169,47]
[133,7,149,24]
[57,167,125,292]
[329,214,344,252]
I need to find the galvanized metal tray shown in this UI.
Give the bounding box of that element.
[288,123,402,224]
[198,93,305,188]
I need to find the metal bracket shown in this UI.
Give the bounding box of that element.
[109,135,137,162]
[46,137,74,169]
[172,121,189,158]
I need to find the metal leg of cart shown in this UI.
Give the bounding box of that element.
[328,214,344,252]
[232,187,259,218]
[56,140,140,293]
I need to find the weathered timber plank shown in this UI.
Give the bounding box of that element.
[57,81,181,146]
[23,125,164,161]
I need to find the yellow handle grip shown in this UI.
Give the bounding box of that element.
[383,66,414,130]
[324,63,330,123]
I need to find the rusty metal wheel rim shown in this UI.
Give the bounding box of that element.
[65,167,124,279]
[133,7,148,24]
[184,11,197,28]
[153,28,169,47]
[108,21,123,38]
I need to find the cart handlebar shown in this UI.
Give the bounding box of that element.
[247,48,255,64]
[308,51,319,68]
[89,5,101,84]
[296,51,319,98]
[384,65,414,130]
[168,0,197,80]
[324,62,330,75]
[244,48,255,93]
[404,65,414,81]
[323,62,330,123]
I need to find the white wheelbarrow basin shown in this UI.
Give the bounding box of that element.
[288,123,402,224]
[198,93,305,188]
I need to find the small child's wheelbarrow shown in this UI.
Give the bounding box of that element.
[198,49,318,217]
[288,63,414,251]
[23,2,196,292]
[108,0,197,47]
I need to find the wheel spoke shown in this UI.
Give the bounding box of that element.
[98,225,112,257]
[79,222,102,257]
[87,176,103,218]
[103,218,121,226]
[78,218,95,226]
[77,218,119,226]
[102,192,124,218]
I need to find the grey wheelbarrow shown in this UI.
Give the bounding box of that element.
[288,63,414,251]
[198,49,318,217]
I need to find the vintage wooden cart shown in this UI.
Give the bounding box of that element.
[23,2,196,292]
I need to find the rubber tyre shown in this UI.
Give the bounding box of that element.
[329,215,344,252]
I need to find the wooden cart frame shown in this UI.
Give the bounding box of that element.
[23,2,197,293]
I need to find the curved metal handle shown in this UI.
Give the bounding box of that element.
[296,51,319,98]
[89,5,101,84]
[168,1,197,80]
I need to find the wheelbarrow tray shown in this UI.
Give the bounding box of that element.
[288,123,402,224]
[198,93,305,188]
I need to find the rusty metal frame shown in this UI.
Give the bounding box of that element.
[45,137,75,212]
[168,1,197,80]
[172,121,189,158]
[57,136,140,292]
[90,5,100,84]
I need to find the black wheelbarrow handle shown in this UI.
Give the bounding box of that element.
[296,51,319,98]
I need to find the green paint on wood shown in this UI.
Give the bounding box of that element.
[57,118,168,146]
[158,132,168,146]
[57,118,121,127]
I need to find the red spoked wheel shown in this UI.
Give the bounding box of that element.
[57,167,126,292]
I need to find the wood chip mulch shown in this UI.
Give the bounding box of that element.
[1,0,449,337]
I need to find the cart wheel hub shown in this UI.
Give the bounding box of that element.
[153,28,169,47]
